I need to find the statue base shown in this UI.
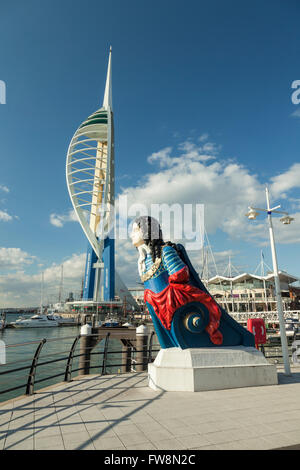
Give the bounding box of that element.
[148,346,278,392]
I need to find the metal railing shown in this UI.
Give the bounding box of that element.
[0,329,297,402]
[230,310,300,321]
[0,331,159,400]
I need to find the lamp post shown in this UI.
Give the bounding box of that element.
[245,187,294,375]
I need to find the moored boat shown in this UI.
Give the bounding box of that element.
[102,314,121,327]
[11,314,59,328]
[46,313,78,326]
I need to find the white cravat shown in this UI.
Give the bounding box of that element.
[137,244,151,277]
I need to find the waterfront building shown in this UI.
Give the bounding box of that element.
[208,271,300,314]
[128,270,300,323]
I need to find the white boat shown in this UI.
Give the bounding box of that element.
[47,314,77,325]
[275,321,298,337]
[285,322,298,337]
[122,321,133,327]
[102,315,121,327]
[12,314,59,328]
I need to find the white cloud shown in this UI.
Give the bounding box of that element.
[50,209,78,227]
[115,237,141,286]
[122,142,262,237]
[42,253,86,283]
[0,185,9,193]
[0,210,13,222]
[147,139,218,169]
[198,133,209,142]
[0,247,36,270]
[119,138,300,255]
[0,186,18,221]
[0,252,86,307]
[270,163,300,197]
[291,108,300,118]
[147,147,173,168]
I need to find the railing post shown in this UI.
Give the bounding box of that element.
[64,334,81,382]
[26,338,47,395]
[101,332,110,375]
[78,324,93,376]
[136,325,149,372]
[148,331,155,363]
[121,341,132,373]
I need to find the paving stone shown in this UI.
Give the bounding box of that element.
[113,423,143,435]
[150,438,185,450]
[91,434,125,450]
[60,422,87,434]
[34,425,62,437]
[84,421,114,433]
[233,437,273,450]
[142,428,174,442]
[127,442,158,450]
[216,441,250,450]
[263,432,298,449]
[189,420,237,434]
[118,431,150,447]
[190,444,219,450]
[4,432,35,450]
[34,434,65,450]
[204,429,242,445]
[281,430,300,446]
[62,431,94,449]
[177,434,211,449]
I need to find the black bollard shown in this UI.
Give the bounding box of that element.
[136,325,149,372]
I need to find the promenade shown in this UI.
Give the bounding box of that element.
[1,366,300,450]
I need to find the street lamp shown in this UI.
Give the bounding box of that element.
[245,186,294,375]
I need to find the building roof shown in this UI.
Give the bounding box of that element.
[208,271,299,285]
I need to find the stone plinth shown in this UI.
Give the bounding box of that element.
[148,346,278,392]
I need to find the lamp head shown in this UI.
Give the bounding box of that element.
[245,207,259,220]
[280,215,294,225]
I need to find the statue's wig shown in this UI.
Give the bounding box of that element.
[134,216,178,262]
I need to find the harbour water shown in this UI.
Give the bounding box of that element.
[0,313,292,404]
[0,313,157,403]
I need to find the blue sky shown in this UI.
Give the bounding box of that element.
[0,0,300,306]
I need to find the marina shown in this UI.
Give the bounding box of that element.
[0,316,299,451]
[0,319,298,402]
[0,318,159,403]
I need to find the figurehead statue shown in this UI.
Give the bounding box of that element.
[130,216,254,349]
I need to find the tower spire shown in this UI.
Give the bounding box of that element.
[103,46,112,110]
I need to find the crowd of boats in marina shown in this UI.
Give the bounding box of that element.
[0,309,299,348]
[0,309,134,330]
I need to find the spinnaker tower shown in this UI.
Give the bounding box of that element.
[66,48,115,302]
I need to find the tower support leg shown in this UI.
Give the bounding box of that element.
[103,236,115,301]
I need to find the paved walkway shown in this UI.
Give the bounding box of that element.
[1,366,300,450]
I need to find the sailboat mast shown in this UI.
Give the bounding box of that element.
[40,271,44,315]
[261,251,268,311]
[59,264,64,303]
[229,256,234,313]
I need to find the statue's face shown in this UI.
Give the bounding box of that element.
[130,222,144,247]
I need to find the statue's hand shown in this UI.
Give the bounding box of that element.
[138,245,148,276]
